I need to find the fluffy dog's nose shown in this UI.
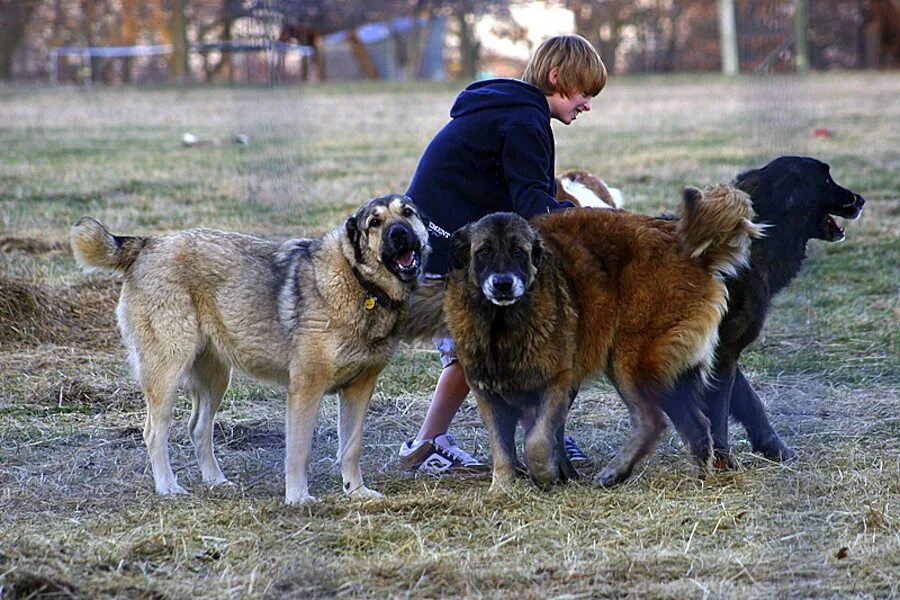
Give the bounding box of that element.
[491,274,514,294]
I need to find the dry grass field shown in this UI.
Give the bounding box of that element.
[0,73,898,599]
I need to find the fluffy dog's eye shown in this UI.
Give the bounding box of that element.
[402,207,414,218]
[476,246,492,258]
[510,246,525,257]
[369,218,382,228]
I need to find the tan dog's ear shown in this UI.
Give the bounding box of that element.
[345,216,364,263]
[449,225,471,271]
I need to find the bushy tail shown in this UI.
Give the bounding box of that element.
[400,276,448,342]
[676,184,766,280]
[69,217,144,275]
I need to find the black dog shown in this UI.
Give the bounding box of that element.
[663,156,865,466]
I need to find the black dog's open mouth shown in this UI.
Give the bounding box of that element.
[823,214,846,242]
[823,195,865,242]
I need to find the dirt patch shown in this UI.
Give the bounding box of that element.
[0,275,119,350]
[2,571,80,599]
[215,420,284,450]
[0,234,68,255]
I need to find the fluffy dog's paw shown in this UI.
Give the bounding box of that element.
[528,464,561,491]
[712,449,736,470]
[488,474,518,495]
[593,467,630,488]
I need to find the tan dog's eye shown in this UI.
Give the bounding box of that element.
[369,218,382,228]
[476,246,491,258]
[402,207,414,218]
[510,245,526,257]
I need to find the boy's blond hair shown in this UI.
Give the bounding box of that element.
[522,34,607,98]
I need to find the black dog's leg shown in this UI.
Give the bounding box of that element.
[659,371,713,471]
[475,392,521,493]
[704,364,737,469]
[730,367,797,461]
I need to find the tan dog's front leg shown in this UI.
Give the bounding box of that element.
[285,377,326,505]
[337,369,383,500]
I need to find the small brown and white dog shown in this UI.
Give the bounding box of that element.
[556,169,623,209]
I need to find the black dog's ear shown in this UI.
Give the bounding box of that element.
[449,226,471,271]
[733,168,760,195]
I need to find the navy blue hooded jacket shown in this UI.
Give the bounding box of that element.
[406,78,573,274]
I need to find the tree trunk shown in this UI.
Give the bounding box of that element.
[793,0,810,72]
[169,0,189,82]
[457,10,480,80]
[718,0,739,75]
[0,0,38,80]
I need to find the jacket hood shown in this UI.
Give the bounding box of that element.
[449,79,549,119]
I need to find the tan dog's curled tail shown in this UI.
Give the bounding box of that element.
[676,185,766,280]
[400,276,448,342]
[70,217,145,274]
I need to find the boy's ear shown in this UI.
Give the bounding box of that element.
[548,66,560,88]
[449,226,471,271]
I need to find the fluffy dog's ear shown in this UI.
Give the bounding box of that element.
[530,234,545,271]
[449,226,471,271]
[682,186,703,208]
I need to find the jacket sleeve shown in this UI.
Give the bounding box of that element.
[501,123,574,219]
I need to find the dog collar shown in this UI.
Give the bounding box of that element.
[352,267,405,312]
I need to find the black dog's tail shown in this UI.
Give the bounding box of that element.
[70,217,146,275]
[676,184,766,280]
[400,276,449,342]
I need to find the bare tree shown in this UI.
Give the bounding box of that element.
[0,0,39,80]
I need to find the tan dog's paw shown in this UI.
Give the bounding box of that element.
[285,493,318,506]
[156,481,189,495]
[347,485,383,500]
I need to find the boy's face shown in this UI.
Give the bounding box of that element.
[547,90,592,125]
[546,66,593,125]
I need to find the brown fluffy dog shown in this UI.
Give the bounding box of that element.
[70,195,429,504]
[441,186,764,491]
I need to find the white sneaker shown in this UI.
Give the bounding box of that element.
[398,433,489,475]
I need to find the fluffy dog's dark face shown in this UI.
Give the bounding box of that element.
[346,194,430,283]
[449,212,543,306]
[735,156,865,243]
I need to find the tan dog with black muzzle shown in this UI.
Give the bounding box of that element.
[70,195,429,504]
